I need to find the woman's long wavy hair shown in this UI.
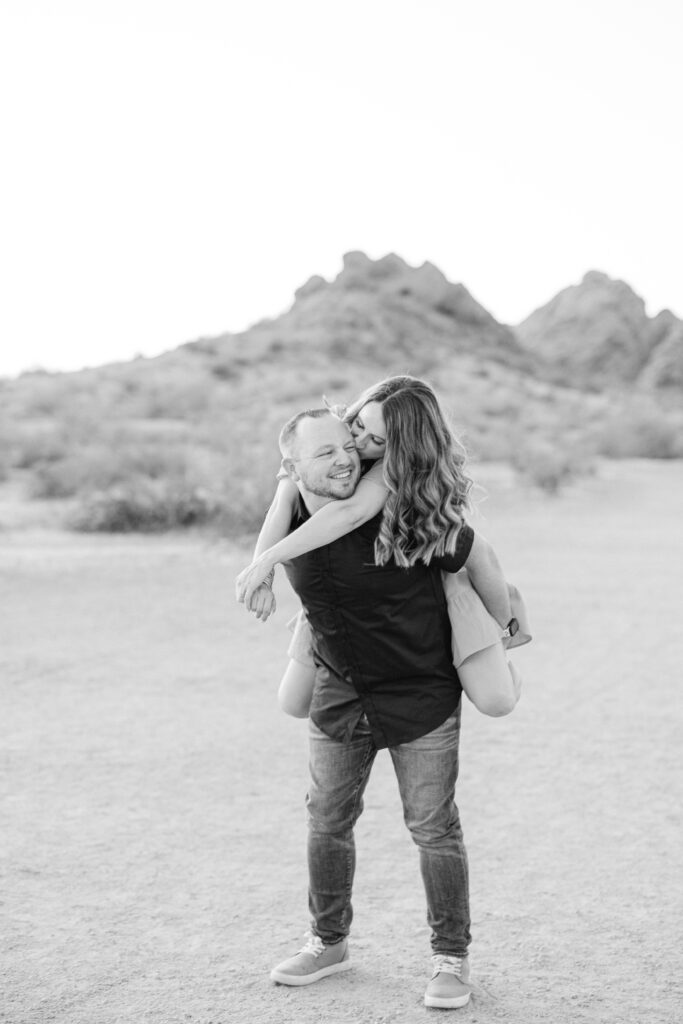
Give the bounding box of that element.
[345,376,472,568]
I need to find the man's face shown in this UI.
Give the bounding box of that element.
[285,416,361,506]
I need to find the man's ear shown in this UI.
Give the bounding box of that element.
[281,457,300,482]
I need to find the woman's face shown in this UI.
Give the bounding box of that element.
[350,401,386,460]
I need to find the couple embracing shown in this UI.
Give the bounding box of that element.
[236,375,529,1010]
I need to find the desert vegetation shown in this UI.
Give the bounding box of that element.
[1,254,681,531]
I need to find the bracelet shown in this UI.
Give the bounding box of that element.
[263,568,275,589]
[501,617,519,639]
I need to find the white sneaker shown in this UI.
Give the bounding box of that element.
[424,954,471,1008]
[270,932,351,986]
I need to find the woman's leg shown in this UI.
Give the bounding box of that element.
[278,659,316,718]
[459,644,520,717]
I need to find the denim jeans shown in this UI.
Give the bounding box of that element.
[306,705,471,957]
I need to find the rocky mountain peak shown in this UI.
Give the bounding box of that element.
[514,271,673,387]
[291,251,500,330]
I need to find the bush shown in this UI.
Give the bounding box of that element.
[596,402,683,458]
[28,440,222,500]
[511,440,591,495]
[68,481,224,532]
[11,424,70,469]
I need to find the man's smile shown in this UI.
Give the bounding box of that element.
[329,469,353,479]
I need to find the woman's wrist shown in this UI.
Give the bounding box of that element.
[255,548,279,586]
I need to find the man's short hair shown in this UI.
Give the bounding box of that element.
[278,408,333,460]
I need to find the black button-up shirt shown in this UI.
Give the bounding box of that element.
[283,499,474,748]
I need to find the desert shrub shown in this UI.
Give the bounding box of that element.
[13,374,64,417]
[210,362,239,381]
[69,480,224,532]
[511,440,591,495]
[28,447,135,498]
[28,440,221,500]
[109,419,194,443]
[10,423,71,469]
[29,459,83,499]
[596,403,683,459]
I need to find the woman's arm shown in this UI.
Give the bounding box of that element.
[238,477,299,621]
[462,533,512,627]
[236,464,389,605]
[252,476,300,558]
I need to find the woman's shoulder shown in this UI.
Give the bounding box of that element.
[360,460,386,486]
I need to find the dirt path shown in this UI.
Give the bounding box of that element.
[2,461,682,1023]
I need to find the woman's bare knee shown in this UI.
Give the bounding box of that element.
[473,691,518,717]
[459,646,520,717]
[277,688,310,718]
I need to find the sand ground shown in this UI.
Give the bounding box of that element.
[1,460,682,1024]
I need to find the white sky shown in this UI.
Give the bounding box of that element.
[1,0,681,377]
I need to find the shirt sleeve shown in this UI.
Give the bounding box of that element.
[434,523,474,573]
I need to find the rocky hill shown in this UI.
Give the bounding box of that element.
[187,250,531,375]
[1,253,681,532]
[515,270,683,391]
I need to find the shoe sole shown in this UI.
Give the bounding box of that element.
[270,959,352,986]
[424,991,471,1008]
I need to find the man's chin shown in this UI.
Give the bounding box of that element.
[329,483,355,498]
[329,474,358,498]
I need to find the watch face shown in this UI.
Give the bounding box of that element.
[508,617,519,637]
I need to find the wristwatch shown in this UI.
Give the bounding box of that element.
[501,617,519,639]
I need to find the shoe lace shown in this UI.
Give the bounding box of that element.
[299,931,326,958]
[431,954,465,979]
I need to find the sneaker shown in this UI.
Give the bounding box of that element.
[270,932,351,986]
[424,954,471,1008]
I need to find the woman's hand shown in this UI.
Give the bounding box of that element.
[246,584,277,622]
[235,553,277,607]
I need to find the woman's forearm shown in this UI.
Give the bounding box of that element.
[252,477,301,558]
[253,497,293,558]
[260,498,369,565]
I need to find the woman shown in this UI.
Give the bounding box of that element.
[236,376,528,716]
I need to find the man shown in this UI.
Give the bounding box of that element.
[246,408,506,1009]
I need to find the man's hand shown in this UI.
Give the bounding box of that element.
[235,554,276,606]
[245,583,277,622]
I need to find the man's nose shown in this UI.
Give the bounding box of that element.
[334,448,355,465]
